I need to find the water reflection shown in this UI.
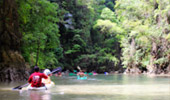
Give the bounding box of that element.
[54,84,170,95]
[28,91,51,100]
[0,74,169,100]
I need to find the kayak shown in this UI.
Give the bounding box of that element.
[88,73,93,75]
[77,75,87,80]
[45,81,55,89]
[27,81,55,91]
[69,72,93,76]
[27,85,47,91]
[69,73,77,76]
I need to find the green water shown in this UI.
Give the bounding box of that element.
[0,74,169,100]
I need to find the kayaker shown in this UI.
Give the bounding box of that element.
[55,71,62,77]
[42,69,53,84]
[93,71,98,75]
[77,70,86,77]
[104,72,109,75]
[28,66,48,87]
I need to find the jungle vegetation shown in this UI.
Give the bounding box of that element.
[0,0,170,81]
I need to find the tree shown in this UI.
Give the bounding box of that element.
[18,0,60,69]
[115,0,170,74]
[0,0,29,81]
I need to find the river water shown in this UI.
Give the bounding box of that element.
[0,74,169,100]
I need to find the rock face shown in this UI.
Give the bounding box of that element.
[0,51,29,81]
[0,0,29,81]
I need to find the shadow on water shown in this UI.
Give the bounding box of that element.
[0,74,169,100]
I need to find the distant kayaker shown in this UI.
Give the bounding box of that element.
[93,71,98,75]
[77,70,86,77]
[55,71,62,77]
[104,72,109,75]
[42,69,53,84]
[28,66,48,87]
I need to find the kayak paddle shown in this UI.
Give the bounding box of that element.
[77,66,82,71]
[12,67,62,90]
[12,83,30,90]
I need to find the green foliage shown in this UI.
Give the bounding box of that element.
[154,57,168,65]
[101,7,117,22]
[65,44,81,54]
[94,19,123,34]
[105,53,119,66]
[105,0,115,11]
[18,0,61,68]
[115,0,170,73]
[16,0,170,73]
[92,17,122,70]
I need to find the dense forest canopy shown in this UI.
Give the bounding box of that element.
[0,0,170,81]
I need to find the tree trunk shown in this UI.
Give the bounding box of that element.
[35,39,40,66]
[0,0,29,81]
[147,39,159,74]
[125,38,141,74]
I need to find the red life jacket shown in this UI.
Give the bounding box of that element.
[28,72,48,87]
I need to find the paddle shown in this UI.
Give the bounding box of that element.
[77,66,81,71]
[12,67,62,90]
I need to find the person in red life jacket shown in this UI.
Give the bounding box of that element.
[28,66,48,87]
